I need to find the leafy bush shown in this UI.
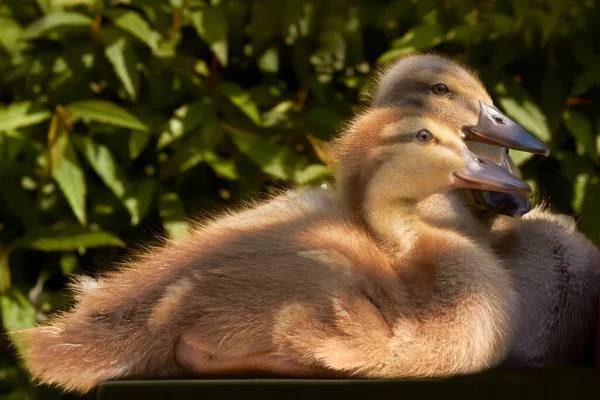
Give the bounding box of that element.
[1,0,599,398]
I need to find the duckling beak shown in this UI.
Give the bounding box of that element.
[473,190,532,218]
[452,149,532,196]
[462,101,550,156]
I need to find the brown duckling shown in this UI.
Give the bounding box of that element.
[12,109,530,393]
[371,53,600,368]
[369,53,547,242]
[150,53,582,377]
[159,53,555,378]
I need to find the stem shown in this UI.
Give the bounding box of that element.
[297,83,309,112]
[91,0,103,43]
[170,0,189,40]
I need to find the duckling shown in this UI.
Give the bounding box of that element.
[175,53,577,377]
[156,54,592,377]
[178,109,529,379]
[191,54,600,373]
[135,54,553,378]
[13,109,530,393]
[368,53,547,242]
[370,53,600,368]
[490,208,600,367]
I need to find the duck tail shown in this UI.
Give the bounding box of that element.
[11,277,184,394]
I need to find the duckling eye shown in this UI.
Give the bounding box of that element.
[415,129,435,143]
[431,83,449,95]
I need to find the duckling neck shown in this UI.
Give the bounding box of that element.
[362,195,426,254]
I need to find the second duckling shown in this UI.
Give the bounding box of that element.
[370,53,600,368]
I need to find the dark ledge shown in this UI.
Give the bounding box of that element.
[97,367,600,400]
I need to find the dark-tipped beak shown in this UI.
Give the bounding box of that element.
[473,190,532,218]
[462,101,550,156]
[452,149,531,196]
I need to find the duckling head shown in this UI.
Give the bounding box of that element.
[368,54,547,217]
[333,108,531,218]
[369,54,548,159]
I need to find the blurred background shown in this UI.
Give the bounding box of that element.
[1,0,600,398]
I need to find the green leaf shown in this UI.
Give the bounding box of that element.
[133,0,173,29]
[73,135,152,225]
[218,82,262,126]
[377,24,445,63]
[572,172,589,213]
[0,102,51,133]
[53,143,87,226]
[569,41,600,95]
[122,179,156,226]
[204,152,238,180]
[189,6,229,66]
[160,53,208,81]
[0,16,24,55]
[65,100,149,131]
[508,150,534,167]
[499,95,551,143]
[294,164,330,185]
[104,8,163,51]
[227,126,296,180]
[72,135,128,199]
[1,290,35,337]
[167,119,224,175]
[53,0,96,6]
[59,252,79,275]
[158,191,189,240]
[0,131,31,163]
[571,70,599,97]
[50,124,87,226]
[22,11,93,39]
[250,1,282,54]
[559,150,595,181]
[262,100,298,128]
[10,226,124,251]
[157,98,217,150]
[129,130,151,159]
[563,110,596,160]
[258,47,279,74]
[0,251,11,293]
[103,30,140,101]
[493,80,551,143]
[169,0,185,8]
[37,0,53,13]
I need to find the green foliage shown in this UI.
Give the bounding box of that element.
[0,0,599,397]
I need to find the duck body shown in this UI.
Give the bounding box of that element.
[14,109,528,393]
[491,207,600,367]
[15,187,339,392]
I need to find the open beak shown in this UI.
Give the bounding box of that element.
[452,149,531,196]
[462,101,550,156]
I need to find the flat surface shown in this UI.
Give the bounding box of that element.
[97,367,600,400]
